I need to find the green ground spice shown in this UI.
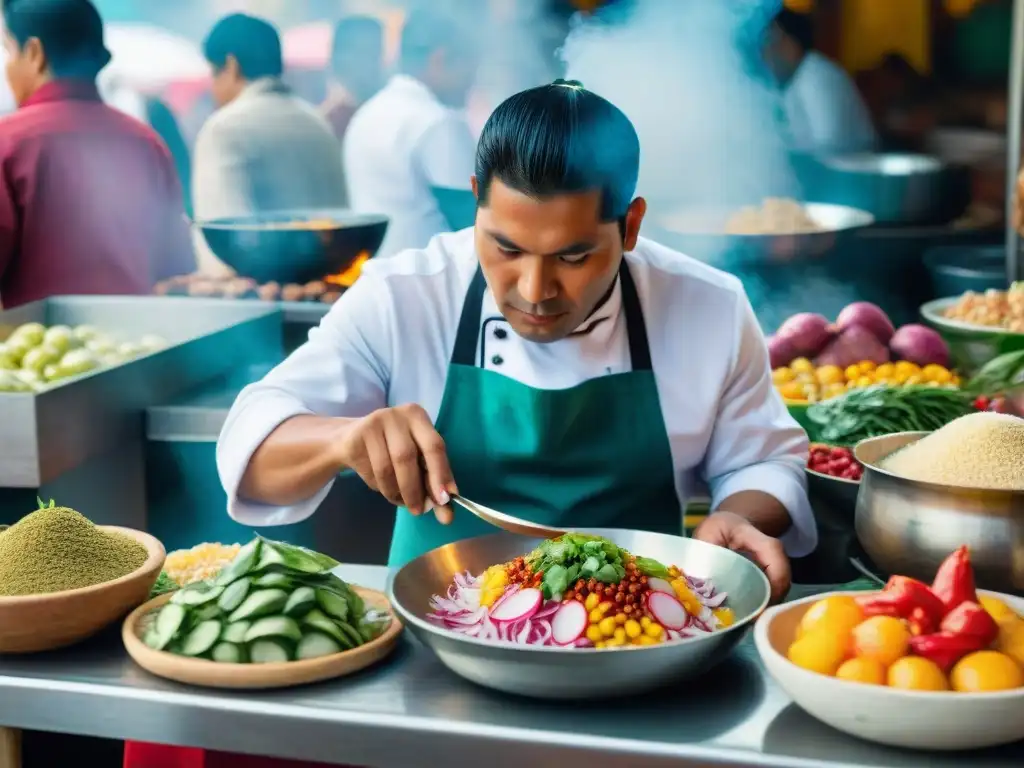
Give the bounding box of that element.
[0,506,148,596]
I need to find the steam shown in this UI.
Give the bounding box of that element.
[561,0,800,216]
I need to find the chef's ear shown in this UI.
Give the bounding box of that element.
[622,197,646,251]
[471,175,479,200]
[24,37,45,74]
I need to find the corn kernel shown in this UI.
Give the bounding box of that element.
[843,364,860,381]
[598,601,614,614]
[790,357,813,373]
[604,637,625,648]
[855,375,873,388]
[637,635,658,646]
[615,613,627,625]
[595,640,606,649]
[584,592,600,611]
[589,608,604,623]
[624,620,642,639]
[613,627,626,643]
[586,625,603,644]
[598,616,617,637]
[640,616,652,629]
[645,622,664,639]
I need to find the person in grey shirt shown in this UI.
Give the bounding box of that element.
[192,13,348,275]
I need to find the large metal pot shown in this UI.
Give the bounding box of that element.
[853,432,1024,595]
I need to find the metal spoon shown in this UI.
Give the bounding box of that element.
[451,495,566,539]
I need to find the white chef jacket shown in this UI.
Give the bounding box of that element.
[342,75,477,259]
[783,51,877,154]
[217,229,817,557]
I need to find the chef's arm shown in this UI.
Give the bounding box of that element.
[217,275,391,526]
[702,291,817,557]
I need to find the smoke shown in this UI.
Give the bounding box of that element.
[561,0,801,217]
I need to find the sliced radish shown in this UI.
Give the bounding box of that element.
[489,587,542,623]
[647,591,688,630]
[550,601,588,645]
[647,577,675,595]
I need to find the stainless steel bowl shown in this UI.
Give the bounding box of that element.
[387,529,771,699]
[195,209,389,285]
[920,297,1024,376]
[854,432,1024,595]
[652,202,874,267]
[806,468,860,534]
[806,153,970,226]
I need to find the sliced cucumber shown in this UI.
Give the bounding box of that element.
[253,543,285,572]
[192,602,222,622]
[217,577,251,613]
[249,639,291,664]
[180,620,223,657]
[296,633,343,660]
[227,589,288,623]
[315,588,349,621]
[222,621,251,644]
[302,609,353,649]
[243,616,303,644]
[214,539,261,586]
[335,621,365,649]
[170,583,224,607]
[253,571,293,589]
[284,586,316,618]
[263,539,334,574]
[151,603,187,650]
[211,642,245,664]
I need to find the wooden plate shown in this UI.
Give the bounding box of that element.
[122,586,403,689]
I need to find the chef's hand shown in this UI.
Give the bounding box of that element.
[337,404,457,524]
[693,511,791,603]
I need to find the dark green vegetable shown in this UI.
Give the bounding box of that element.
[966,350,1024,396]
[806,385,975,445]
[149,572,179,599]
[524,533,668,599]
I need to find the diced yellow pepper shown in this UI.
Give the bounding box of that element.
[713,607,736,627]
[671,578,703,616]
[624,619,642,639]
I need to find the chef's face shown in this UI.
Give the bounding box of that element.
[473,177,646,343]
[4,32,46,107]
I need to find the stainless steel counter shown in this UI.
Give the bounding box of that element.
[0,566,1020,768]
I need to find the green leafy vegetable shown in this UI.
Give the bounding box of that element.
[634,557,670,579]
[966,350,1024,396]
[149,571,179,599]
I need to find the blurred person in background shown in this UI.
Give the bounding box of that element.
[191,13,348,276]
[320,14,384,143]
[765,9,877,154]
[0,0,193,308]
[343,9,479,259]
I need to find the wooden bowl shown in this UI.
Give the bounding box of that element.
[122,586,403,689]
[0,526,165,654]
[755,590,1024,750]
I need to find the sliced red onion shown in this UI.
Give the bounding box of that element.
[701,591,728,608]
[534,601,560,619]
[517,620,532,644]
[574,638,593,648]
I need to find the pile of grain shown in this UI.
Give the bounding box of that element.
[0,505,148,596]
[881,412,1024,490]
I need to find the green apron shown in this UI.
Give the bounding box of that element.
[387,261,681,568]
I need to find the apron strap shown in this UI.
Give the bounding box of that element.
[449,258,653,372]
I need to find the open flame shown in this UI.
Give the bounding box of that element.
[324,251,370,288]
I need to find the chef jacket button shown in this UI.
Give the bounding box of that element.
[494,327,508,339]
[491,355,504,366]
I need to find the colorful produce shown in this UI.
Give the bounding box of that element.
[942,284,1024,333]
[143,537,390,663]
[770,302,951,372]
[889,324,950,368]
[0,499,148,596]
[806,385,976,446]
[881,412,1024,490]
[426,533,734,650]
[807,444,862,481]
[0,321,167,393]
[836,302,895,345]
[785,548,1024,691]
[773,358,959,403]
[164,542,244,586]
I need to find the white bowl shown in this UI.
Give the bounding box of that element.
[755,590,1024,750]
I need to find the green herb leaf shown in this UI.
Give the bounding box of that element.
[634,556,670,579]
[543,564,570,597]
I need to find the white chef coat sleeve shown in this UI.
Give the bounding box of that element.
[414,112,477,190]
[216,275,391,527]
[702,290,817,557]
[797,57,878,154]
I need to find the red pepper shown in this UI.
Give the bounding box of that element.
[907,605,937,636]
[939,600,998,646]
[856,576,946,628]
[931,546,977,614]
[974,395,991,411]
[909,631,986,672]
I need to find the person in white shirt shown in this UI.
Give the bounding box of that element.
[218,81,817,602]
[766,9,877,155]
[342,9,479,258]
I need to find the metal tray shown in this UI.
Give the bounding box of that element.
[0,297,282,487]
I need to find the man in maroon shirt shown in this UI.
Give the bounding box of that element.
[0,0,193,308]
[319,15,384,143]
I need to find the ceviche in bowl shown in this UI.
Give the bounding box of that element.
[389,529,771,699]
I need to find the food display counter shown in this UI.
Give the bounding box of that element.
[0,565,1019,768]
